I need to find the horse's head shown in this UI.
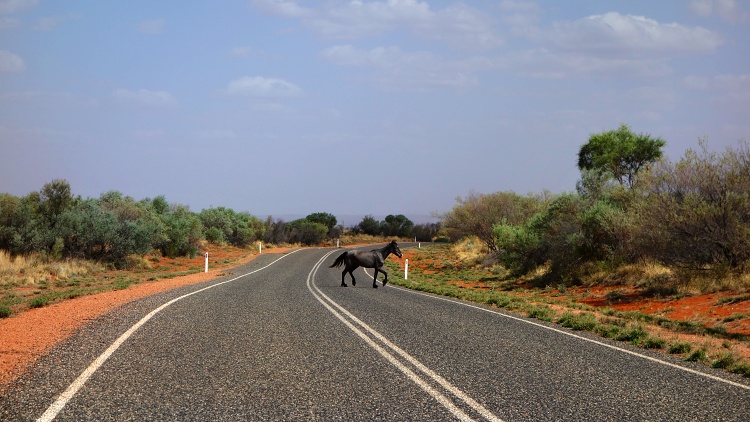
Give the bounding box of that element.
[390,240,403,258]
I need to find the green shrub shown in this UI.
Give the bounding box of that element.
[668,342,692,354]
[557,312,598,331]
[527,305,554,322]
[0,305,11,318]
[729,361,750,377]
[711,353,735,369]
[641,336,666,349]
[685,348,707,362]
[29,296,49,308]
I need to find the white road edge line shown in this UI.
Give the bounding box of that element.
[309,251,502,422]
[37,250,301,422]
[364,269,750,392]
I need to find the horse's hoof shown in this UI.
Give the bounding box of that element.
[341,283,347,287]
[372,285,378,289]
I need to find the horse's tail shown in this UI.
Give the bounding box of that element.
[329,251,348,268]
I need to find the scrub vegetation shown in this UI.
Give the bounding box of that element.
[2,124,749,379]
[385,242,750,378]
[0,179,434,317]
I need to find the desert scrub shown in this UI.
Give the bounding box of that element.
[557,312,598,331]
[527,305,554,322]
[668,342,692,355]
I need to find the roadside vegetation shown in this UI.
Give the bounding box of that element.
[384,125,750,378]
[0,181,432,318]
[385,241,750,379]
[2,123,749,378]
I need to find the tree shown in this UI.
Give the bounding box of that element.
[442,191,545,252]
[39,179,75,228]
[287,219,328,245]
[306,212,337,236]
[577,124,665,188]
[636,139,750,268]
[380,214,413,237]
[356,215,380,236]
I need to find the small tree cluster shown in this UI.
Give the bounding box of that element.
[636,140,750,268]
[261,212,339,246]
[458,126,750,284]
[199,207,262,247]
[0,181,213,266]
[0,181,268,266]
[350,214,437,239]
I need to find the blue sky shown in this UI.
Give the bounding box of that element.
[1,0,749,220]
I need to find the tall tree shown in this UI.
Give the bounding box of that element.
[577,124,665,188]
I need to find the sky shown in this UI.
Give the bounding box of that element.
[1,0,749,222]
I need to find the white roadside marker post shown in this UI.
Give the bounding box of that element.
[259,242,262,254]
[204,252,209,273]
[405,259,409,280]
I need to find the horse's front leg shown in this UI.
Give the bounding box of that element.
[381,269,389,287]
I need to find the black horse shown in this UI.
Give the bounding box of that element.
[329,240,403,288]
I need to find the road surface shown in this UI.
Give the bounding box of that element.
[2,245,749,420]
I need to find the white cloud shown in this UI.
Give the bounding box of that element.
[499,0,541,29]
[322,44,495,91]
[0,0,37,14]
[112,88,177,107]
[253,0,502,49]
[135,18,165,34]
[0,50,24,72]
[545,12,723,57]
[690,0,750,23]
[251,0,312,18]
[225,76,302,98]
[511,48,672,80]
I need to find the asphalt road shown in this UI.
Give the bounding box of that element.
[2,245,749,421]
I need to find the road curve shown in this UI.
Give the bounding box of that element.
[1,245,749,421]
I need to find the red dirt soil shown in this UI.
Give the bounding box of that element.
[0,247,291,392]
[393,251,750,360]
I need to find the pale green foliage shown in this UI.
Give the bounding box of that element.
[578,124,665,188]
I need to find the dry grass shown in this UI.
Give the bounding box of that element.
[451,236,489,266]
[0,250,103,287]
[583,260,676,288]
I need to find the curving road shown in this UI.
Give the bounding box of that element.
[2,245,749,421]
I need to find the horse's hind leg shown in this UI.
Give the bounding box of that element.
[340,269,348,287]
[372,269,379,288]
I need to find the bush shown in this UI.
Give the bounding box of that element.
[668,342,692,354]
[442,191,546,252]
[557,312,598,331]
[199,207,258,247]
[288,219,328,245]
[636,140,750,268]
[158,205,202,258]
